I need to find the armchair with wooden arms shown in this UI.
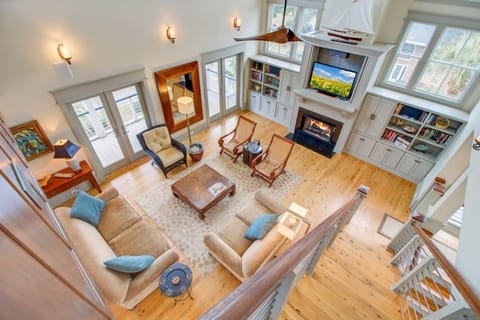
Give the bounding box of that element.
[218,115,257,162]
[251,133,295,187]
[137,124,187,178]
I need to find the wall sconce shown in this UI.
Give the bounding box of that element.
[166,26,176,43]
[473,135,480,150]
[57,43,72,64]
[233,17,241,31]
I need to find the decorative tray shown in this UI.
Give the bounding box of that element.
[402,125,417,134]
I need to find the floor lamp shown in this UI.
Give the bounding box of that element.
[177,96,194,147]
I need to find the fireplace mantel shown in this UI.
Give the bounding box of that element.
[294,88,358,114]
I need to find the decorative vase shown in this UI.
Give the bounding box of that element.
[189,142,204,161]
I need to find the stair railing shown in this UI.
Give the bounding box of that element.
[198,185,369,320]
[390,222,480,319]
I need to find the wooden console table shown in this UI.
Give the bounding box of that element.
[41,160,102,199]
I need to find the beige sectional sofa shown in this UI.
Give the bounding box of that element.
[204,190,288,282]
[55,188,179,309]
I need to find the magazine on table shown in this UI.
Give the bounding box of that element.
[208,182,226,196]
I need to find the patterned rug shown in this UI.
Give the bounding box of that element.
[135,154,302,276]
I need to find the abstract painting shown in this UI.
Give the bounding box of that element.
[10,120,53,161]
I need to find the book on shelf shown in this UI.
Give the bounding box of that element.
[208,182,227,197]
[394,136,410,150]
[394,103,404,115]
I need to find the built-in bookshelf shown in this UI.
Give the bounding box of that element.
[249,61,281,98]
[381,103,463,161]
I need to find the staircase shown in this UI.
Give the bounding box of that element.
[388,222,479,319]
[442,206,464,238]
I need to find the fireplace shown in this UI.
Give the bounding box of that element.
[289,107,343,158]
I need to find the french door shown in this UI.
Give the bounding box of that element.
[67,83,151,178]
[204,54,241,122]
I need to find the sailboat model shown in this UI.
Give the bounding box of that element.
[324,0,375,43]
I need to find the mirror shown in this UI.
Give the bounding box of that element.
[154,61,203,133]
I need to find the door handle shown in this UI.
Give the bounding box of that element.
[369,114,376,120]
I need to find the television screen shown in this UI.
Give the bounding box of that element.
[309,62,358,100]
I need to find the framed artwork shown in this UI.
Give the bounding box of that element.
[10,120,53,161]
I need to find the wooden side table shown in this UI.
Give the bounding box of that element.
[41,160,102,199]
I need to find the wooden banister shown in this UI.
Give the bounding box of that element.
[199,194,363,320]
[412,222,480,317]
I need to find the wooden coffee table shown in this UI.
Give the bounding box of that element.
[171,164,235,220]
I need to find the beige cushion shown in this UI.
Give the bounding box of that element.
[97,196,141,242]
[125,249,179,301]
[254,158,280,176]
[217,216,252,256]
[54,207,130,304]
[143,127,171,153]
[108,220,170,258]
[223,138,242,153]
[156,147,184,167]
[255,190,288,214]
[242,225,283,277]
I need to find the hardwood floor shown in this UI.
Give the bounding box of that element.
[101,111,415,319]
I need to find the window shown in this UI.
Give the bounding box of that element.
[264,0,323,62]
[389,64,406,81]
[383,13,480,107]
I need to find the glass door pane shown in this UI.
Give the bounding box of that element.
[206,61,221,119]
[111,85,148,155]
[71,96,126,168]
[224,56,238,111]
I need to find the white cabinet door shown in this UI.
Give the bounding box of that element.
[373,99,396,136]
[249,91,261,113]
[278,70,299,106]
[355,95,380,133]
[370,142,404,169]
[346,132,376,158]
[355,95,395,137]
[261,96,277,118]
[397,154,434,181]
[275,103,291,126]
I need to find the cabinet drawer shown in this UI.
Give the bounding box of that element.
[396,153,434,181]
[370,142,403,168]
[346,132,376,158]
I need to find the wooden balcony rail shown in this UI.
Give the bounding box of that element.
[412,223,480,317]
[199,186,369,320]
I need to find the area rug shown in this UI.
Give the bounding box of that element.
[377,213,404,240]
[135,155,303,276]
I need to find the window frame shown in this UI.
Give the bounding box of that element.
[380,11,480,109]
[263,0,324,63]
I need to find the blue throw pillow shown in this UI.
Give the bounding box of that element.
[245,214,278,240]
[70,190,106,227]
[104,255,155,273]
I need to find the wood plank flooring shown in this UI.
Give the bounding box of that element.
[99,111,415,320]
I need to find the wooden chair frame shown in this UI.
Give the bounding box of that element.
[218,115,257,162]
[251,133,294,187]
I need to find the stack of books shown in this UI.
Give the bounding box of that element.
[208,182,226,197]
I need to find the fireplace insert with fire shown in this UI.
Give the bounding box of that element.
[288,108,343,158]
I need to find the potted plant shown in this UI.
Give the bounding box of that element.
[189,142,204,162]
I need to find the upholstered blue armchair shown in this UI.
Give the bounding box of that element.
[137,124,187,178]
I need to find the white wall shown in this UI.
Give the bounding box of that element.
[0,0,262,177]
[455,103,480,296]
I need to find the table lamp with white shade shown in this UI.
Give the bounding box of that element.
[53,139,81,172]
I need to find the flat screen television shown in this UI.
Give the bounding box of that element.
[308,62,358,100]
